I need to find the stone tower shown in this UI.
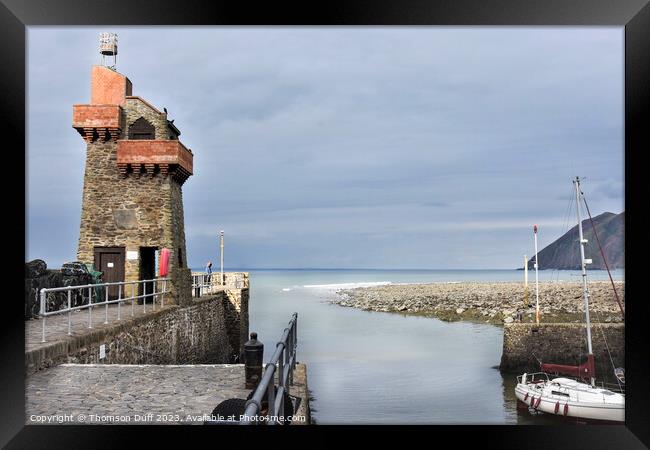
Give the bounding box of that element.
[72,46,193,305]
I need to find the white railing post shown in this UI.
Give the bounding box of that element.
[117,284,122,320]
[88,287,93,329]
[35,277,175,343]
[40,289,46,343]
[67,290,72,336]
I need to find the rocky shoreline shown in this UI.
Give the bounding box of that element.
[331,281,625,326]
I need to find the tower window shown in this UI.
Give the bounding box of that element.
[128,117,155,140]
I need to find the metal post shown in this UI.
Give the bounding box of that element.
[143,281,147,314]
[278,343,285,389]
[117,284,122,320]
[104,283,109,324]
[161,279,165,307]
[131,283,135,317]
[41,289,46,343]
[287,321,296,385]
[267,375,275,423]
[67,290,72,335]
[88,287,93,328]
[287,334,293,388]
[220,230,224,285]
[153,280,156,311]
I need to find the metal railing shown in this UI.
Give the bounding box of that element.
[191,272,246,297]
[241,313,298,425]
[517,371,624,393]
[39,278,169,343]
[191,273,215,297]
[517,372,550,385]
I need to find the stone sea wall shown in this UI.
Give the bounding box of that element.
[26,288,249,375]
[500,322,624,377]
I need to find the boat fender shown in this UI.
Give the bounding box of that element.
[524,393,529,401]
[530,396,535,407]
[563,403,569,416]
[554,401,560,414]
[534,397,541,408]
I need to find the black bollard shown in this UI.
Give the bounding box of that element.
[244,332,264,389]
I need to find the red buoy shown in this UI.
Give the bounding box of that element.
[159,248,170,277]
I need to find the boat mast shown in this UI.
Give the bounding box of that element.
[533,226,540,324]
[574,176,595,387]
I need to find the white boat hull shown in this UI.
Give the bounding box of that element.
[514,376,624,423]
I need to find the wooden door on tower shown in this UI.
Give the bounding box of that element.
[94,247,125,300]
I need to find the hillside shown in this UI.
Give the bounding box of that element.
[527,211,624,270]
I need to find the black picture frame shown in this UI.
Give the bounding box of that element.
[3,0,648,447]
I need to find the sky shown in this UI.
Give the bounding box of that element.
[26,27,624,270]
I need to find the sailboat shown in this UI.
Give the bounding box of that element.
[514,177,625,423]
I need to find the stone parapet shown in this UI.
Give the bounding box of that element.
[72,104,124,142]
[116,140,193,184]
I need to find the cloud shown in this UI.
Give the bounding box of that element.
[26,27,624,268]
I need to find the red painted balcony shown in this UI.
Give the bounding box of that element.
[72,104,124,142]
[116,140,194,184]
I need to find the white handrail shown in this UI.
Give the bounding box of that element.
[39,278,169,343]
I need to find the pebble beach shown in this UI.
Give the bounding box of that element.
[331,281,625,325]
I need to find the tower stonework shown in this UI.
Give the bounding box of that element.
[73,64,193,305]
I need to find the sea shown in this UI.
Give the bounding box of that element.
[197,268,624,425]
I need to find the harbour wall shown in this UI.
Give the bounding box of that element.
[499,323,624,377]
[26,283,249,375]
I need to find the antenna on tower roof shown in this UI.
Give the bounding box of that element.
[99,32,118,70]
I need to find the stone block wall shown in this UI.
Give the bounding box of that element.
[26,293,245,375]
[500,323,625,380]
[224,288,249,360]
[124,96,170,139]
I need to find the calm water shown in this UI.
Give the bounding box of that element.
[219,269,624,425]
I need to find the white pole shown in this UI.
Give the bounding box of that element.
[220,230,224,285]
[574,177,594,386]
[534,225,540,324]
